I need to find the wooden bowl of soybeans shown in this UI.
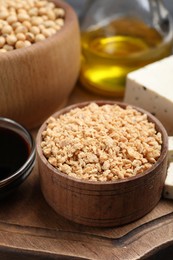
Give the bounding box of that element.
[0,0,81,129]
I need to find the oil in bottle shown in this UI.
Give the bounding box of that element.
[80,17,173,97]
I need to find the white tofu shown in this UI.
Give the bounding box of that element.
[124,55,173,135]
[168,136,173,163]
[163,163,173,199]
[163,137,173,199]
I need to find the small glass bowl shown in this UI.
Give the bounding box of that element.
[0,117,36,198]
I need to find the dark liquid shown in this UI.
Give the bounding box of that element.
[0,127,29,180]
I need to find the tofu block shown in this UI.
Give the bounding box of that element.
[124,55,173,135]
[168,136,173,163]
[163,163,173,199]
[163,136,173,199]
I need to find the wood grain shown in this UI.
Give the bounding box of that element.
[0,85,173,259]
[0,0,80,129]
[37,100,168,227]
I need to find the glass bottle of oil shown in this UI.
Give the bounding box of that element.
[80,0,173,97]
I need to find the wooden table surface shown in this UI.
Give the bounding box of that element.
[0,85,173,260]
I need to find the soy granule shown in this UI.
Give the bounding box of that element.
[41,103,162,182]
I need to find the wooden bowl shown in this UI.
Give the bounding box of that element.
[0,0,80,129]
[36,101,168,227]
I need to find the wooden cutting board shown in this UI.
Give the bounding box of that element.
[0,85,173,260]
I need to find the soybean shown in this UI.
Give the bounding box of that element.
[0,0,65,52]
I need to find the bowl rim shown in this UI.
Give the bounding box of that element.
[0,0,78,58]
[0,117,36,187]
[36,100,168,186]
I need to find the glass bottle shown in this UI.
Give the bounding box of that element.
[79,0,173,97]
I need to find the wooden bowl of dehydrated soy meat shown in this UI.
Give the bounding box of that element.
[36,101,168,227]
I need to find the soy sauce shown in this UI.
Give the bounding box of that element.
[0,127,29,180]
